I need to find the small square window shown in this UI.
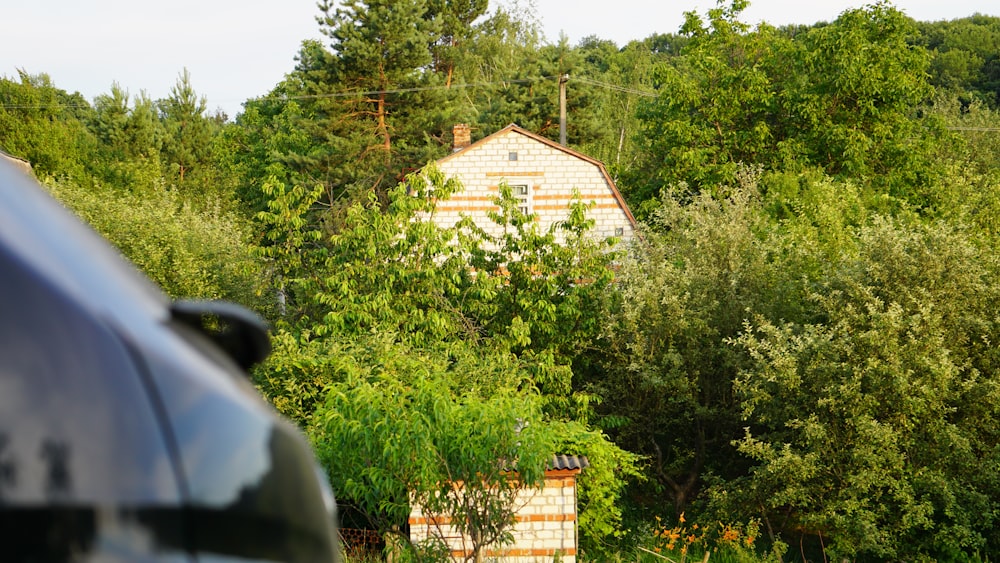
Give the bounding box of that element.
[615,227,625,237]
[509,152,518,161]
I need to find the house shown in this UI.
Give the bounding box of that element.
[409,455,589,563]
[425,124,637,245]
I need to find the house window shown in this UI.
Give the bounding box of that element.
[509,151,518,161]
[512,184,529,214]
[615,227,625,237]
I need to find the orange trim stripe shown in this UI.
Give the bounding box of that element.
[544,473,581,483]
[534,203,626,211]
[438,195,497,202]
[485,171,545,177]
[409,513,576,526]
[533,193,615,201]
[450,548,577,557]
[434,205,500,213]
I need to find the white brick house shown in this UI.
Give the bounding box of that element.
[426,124,637,244]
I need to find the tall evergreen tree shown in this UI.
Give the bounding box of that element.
[158,68,215,187]
[426,0,489,87]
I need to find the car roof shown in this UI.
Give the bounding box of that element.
[0,161,169,332]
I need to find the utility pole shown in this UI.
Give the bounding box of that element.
[559,74,569,146]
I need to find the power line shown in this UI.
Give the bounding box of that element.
[0,74,662,111]
[946,127,1000,132]
[0,75,563,111]
[571,76,658,98]
[266,76,559,101]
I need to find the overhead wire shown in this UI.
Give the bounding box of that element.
[7,76,999,134]
[0,74,661,110]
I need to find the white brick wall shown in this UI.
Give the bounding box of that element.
[425,126,636,248]
[409,472,582,563]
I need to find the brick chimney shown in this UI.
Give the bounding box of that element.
[452,123,471,152]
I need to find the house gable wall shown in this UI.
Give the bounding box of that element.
[430,127,636,245]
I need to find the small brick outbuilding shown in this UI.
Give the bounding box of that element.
[409,455,589,562]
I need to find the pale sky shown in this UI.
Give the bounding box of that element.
[2,0,998,119]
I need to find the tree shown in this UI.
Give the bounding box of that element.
[311,337,556,562]
[0,71,98,182]
[635,1,787,200]
[633,1,941,209]
[790,1,938,200]
[92,84,164,192]
[731,217,1000,559]
[46,177,263,305]
[158,68,217,189]
[315,0,462,204]
[575,36,659,188]
[320,0,436,153]
[917,15,1000,105]
[426,0,489,87]
[598,168,798,517]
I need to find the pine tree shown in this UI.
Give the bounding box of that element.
[158,68,214,186]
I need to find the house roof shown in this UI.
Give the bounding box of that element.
[437,124,637,229]
[548,454,589,471]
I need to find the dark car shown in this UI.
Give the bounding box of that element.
[0,158,340,561]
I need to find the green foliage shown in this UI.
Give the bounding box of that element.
[0,71,99,182]
[918,14,1000,105]
[634,1,941,210]
[311,334,555,560]
[642,513,784,563]
[158,68,228,200]
[599,168,799,518]
[252,166,636,554]
[731,217,1000,559]
[576,37,660,186]
[553,420,642,557]
[91,84,165,193]
[310,0,461,203]
[47,178,263,304]
[635,1,783,199]
[793,2,937,197]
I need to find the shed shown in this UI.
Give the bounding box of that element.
[409,455,590,562]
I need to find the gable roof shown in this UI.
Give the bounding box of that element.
[437,124,637,229]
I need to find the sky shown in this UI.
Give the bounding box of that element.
[2,0,998,119]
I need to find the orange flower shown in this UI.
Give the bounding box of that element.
[679,512,686,524]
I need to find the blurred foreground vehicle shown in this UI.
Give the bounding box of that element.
[0,158,340,562]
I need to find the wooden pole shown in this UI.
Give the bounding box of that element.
[559,74,569,146]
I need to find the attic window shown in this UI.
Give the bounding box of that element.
[615,227,625,237]
[509,151,518,161]
[512,184,530,214]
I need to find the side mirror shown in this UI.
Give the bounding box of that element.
[170,300,271,371]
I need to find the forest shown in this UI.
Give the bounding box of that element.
[4,0,1000,560]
